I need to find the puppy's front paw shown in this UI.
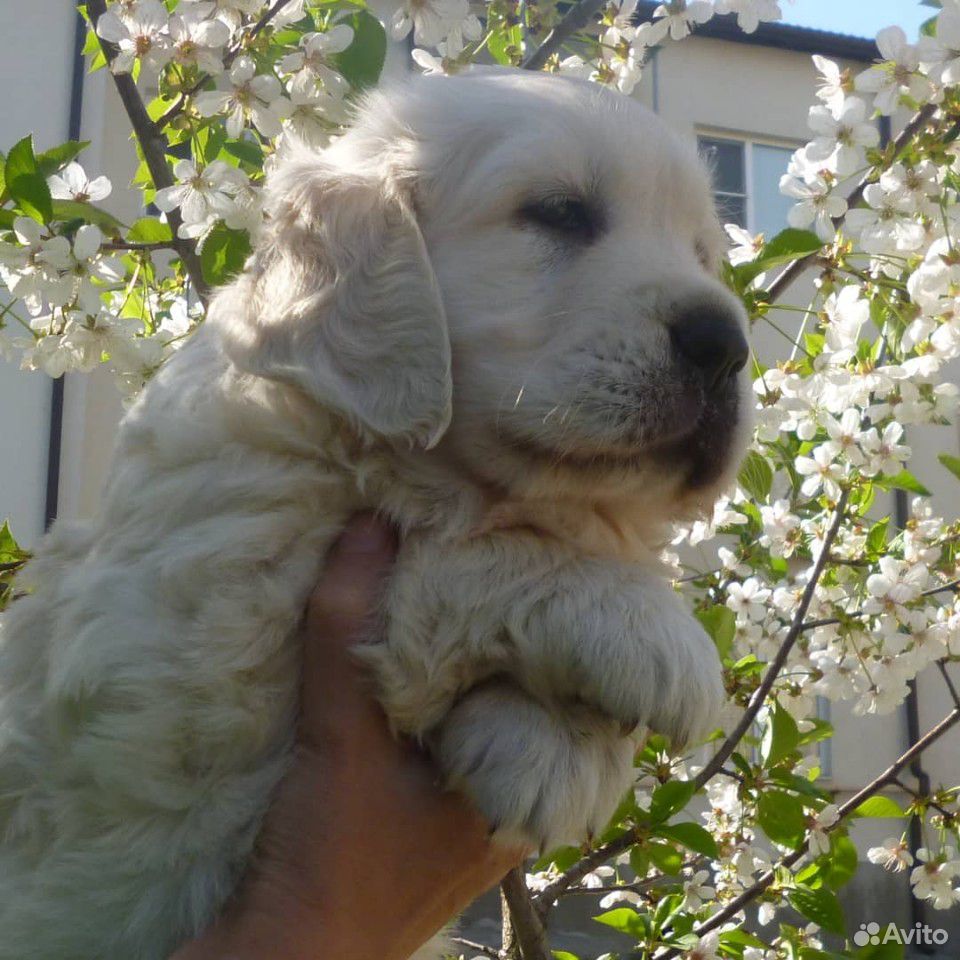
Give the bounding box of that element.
[431,680,636,852]
[526,568,725,750]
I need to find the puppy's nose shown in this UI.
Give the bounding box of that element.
[670,307,749,392]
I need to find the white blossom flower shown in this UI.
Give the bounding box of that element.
[822,285,869,363]
[181,0,265,31]
[856,26,931,115]
[845,183,925,255]
[714,0,782,34]
[279,26,353,98]
[683,931,721,960]
[864,556,928,618]
[919,5,960,87]
[805,97,880,177]
[858,422,911,477]
[682,869,716,911]
[168,3,231,74]
[811,55,852,113]
[868,837,914,872]
[47,162,112,204]
[911,848,960,910]
[154,159,247,238]
[795,445,844,499]
[648,1,715,44]
[780,172,847,241]
[724,223,764,265]
[390,0,476,51]
[807,803,839,856]
[195,56,288,139]
[0,218,73,315]
[726,577,772,622]
[95,0,172,74]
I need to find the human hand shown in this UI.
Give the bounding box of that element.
[172,514,526,960]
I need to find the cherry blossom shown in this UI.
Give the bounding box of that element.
[46,163,112,204]
[805,97,881,177]
[195,56,289,138]
[868,837,915,872]
[95,0,172,74]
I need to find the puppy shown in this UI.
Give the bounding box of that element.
[0,68,749,960]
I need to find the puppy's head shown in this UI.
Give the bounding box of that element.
[216,69,751,521]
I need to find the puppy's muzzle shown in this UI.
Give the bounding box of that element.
[669,304,749,394]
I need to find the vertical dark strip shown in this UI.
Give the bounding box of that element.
[45,4,87,530]
[879,110,932,950]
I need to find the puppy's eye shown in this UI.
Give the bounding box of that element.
[519,195,599,241]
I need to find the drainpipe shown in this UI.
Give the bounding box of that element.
[879,109,932,950]
[45,3,87,530]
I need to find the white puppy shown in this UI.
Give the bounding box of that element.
[0,68,749,960]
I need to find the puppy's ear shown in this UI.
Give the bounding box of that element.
[215,151,452,449]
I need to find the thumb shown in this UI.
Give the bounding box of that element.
[302,513,399,741]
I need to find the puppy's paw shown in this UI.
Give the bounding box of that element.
[431,680,636,852]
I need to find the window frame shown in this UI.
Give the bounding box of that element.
[696,129,803,237]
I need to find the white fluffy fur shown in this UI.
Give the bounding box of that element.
[0,69,749,959]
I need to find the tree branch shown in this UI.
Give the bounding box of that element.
[650,704,960,960]
[102,240,177,252]
[86,0,210,303]
[500,867,551,960]
[766,102,939,305]
[537,491,849,909]
[521,0,606,71]
[451,936,503,959]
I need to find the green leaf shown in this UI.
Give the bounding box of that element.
[939,453,960,482]
[36,140,90,178]
[658,822,719,859]
[552,953,579,960]
[4,135,38,184]
[738,450,773,501]
[757,790,806,847]
[649,780,696,824]
[788,885,845,936]
[0,521,29,564]
[855,941,904,960]
[593,907,648,938]
[696,605,735,660]
[0,210,15,229]
[335,11,386,90]
[646,840,683,874]
[720,929,769,950]
[8,172,53,223]
[224,138,264,169]
[50,199,125,235]
[852,795,905,818]
[822,833,858,890]
[875,470,931,496]
[200,224,251,286]
[867,517,889,554]
[127,217,172,244]
[757,228,823,267]
[761,702,800,767]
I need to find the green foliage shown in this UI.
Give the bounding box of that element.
[335,10,387,89]
[200,224,252,286]
[0,521,30,613]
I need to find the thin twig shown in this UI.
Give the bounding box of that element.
[536,491,848,909]
[86,0,209,303]
[765,102,938,304]
[650,705,960,960]
[800,578,960,633]
[156,0,297,129]
[938,660,960,710]
[102,240,176,252]
[521,0,606,70]
[890,776,956,821]
[451,936,503,959]
[500,867,551,960]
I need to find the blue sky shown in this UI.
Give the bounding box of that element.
[778,0,932,40]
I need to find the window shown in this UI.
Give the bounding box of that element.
[697,135,796,239]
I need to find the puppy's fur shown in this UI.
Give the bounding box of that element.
[0,69,749,959]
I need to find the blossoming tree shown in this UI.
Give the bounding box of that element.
[2,1,960,958]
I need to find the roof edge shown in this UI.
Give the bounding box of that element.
[633,2,880,63]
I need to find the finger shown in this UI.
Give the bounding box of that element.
[301,513,399,743]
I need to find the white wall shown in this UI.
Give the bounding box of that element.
[0,0,79,543]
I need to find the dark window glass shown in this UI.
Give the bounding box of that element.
[698,137,745,195]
